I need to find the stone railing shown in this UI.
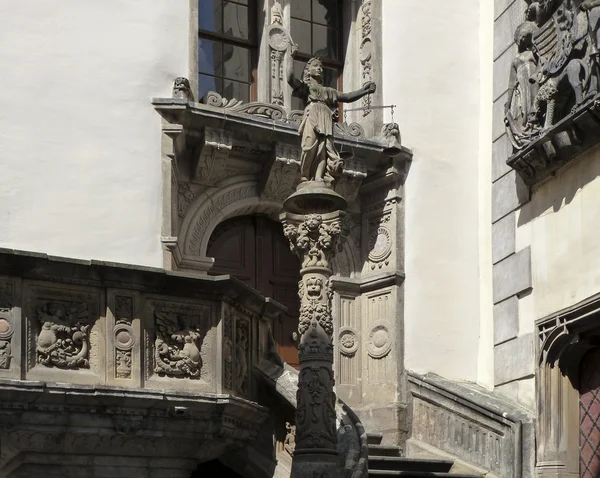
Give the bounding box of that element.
[0,249,285,477]
[407,372,535,478]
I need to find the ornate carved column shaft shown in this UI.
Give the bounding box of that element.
[282,186,347,478]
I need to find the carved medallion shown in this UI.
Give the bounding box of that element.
[368,226,392,268]
[0,311,13,370]
[268,24,289,51]
[338,327,359,356]
[366,322,391,359]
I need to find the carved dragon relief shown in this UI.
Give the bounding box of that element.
[35,301,91,369]
[152,305,210,379]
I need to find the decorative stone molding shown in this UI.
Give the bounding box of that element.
[192,127,233,185]
[267,0,290,106]
[223,306,234,391]
[113,295,135,380]
[535,292,600,477]
[261,143,301,202]
[408,372,535,478]
[339,326,359,356]
[0,310,14,370]
[360,0,374,116]
[504,1,600,185]
[235,316,250,396]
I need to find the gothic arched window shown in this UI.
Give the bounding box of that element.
[198,0,257,103]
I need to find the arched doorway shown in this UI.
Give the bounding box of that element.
[207,215,300,368]
[579,348,600,478]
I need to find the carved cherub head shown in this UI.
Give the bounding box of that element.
[305,214,322,231]
[514,21,537,52]
[306,277,323,298]
[303,57,323,83]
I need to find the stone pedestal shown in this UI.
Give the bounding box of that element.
[282,184,346,478]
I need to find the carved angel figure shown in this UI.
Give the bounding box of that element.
[154,310,203,378]
[287,46,376,188]
[36,302,90,368]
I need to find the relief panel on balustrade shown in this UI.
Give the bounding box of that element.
[143,297,217,392]
[24,282,105,385]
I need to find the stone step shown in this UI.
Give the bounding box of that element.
[368,471,482,478]
[367,432,383,445]
[368,444,402,457]
[368,456,453,473]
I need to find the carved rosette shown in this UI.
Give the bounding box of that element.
[114,296,134,379]
[35,301,91,369]
[152,304,210,379]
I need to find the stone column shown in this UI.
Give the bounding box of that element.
[282,183,347,478]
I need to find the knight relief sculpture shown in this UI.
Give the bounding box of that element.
[505,0,600,151]
[287,45,376,189]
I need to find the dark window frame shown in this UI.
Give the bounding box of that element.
[198,0,258,102]
[290,0,344,111]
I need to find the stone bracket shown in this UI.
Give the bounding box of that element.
[261,143,301,202]
[192,127,233,185]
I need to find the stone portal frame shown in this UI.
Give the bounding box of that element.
[536,292,600,477]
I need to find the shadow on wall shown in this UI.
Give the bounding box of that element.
[517,143,600,227]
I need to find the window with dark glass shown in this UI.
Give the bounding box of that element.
[198,0,256,103]
[291,0,343,110]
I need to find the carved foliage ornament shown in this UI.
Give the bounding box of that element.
[36,301,91,368]
[505,1,600,152]
[283,214,342,271]
[153,305,210,378]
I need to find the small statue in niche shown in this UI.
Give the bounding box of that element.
[505,21,541,149]
[287,45,376,188]
[284,422,296,456]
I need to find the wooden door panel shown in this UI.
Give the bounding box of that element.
[208,215,300,368]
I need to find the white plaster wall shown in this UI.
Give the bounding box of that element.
[516,146,600,322]
[382,0,494,383]
[0,0,189,266]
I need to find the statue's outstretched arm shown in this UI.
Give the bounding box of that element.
[338,82,376,103]
[581,0,600,10]
[287,44,303,90]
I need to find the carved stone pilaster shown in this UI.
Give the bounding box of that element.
[261,144,301,202]
[360,0,373,116]
[192,128,233,186]
[267,1,290,106]
[282,210,344,478]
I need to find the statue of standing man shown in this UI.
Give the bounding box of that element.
[287,44,376,189]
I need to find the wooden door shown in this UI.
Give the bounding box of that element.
[208,216,300,368]
[580,348,600,478]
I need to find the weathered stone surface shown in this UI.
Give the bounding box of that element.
[494,296,519,345]
[493,247,532,303]
[492,134,513,182]
[408,372,535,478]
[494,333,534,385]
[492,212,516,264]
[493,43,517,101]
[492,169,530,222]
[493,1,526,60]
[493,92,509,141]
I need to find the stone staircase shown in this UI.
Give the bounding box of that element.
[367,433,482,478]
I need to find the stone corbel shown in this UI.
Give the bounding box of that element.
[261,143,301,202]
[191,127,233,186]
[335,160,368,203]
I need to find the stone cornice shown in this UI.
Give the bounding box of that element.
[152,97,413,173]
[0,248,286,319]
